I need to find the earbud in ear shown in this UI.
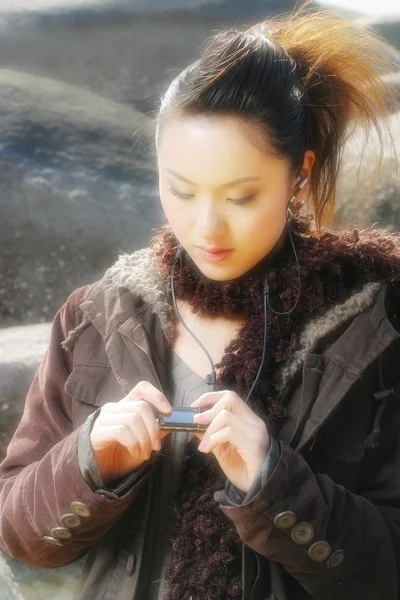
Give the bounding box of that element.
[288,177,308,205]
[298,177,308,189]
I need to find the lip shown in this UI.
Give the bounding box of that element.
[196,246,233,262]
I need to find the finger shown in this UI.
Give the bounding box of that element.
[193,392,260,426]
[200,425,247,456]
[100,405,161,452]
[198,409,243,451]
[101,399,165,450]
[127,380,172,414]
[190,391,228,409]
[91,422,150,459]
[97,412,153,456]
[200,410,267,451]
[128,400,166,450]
[199,415,269,459]
[109,398,169,437]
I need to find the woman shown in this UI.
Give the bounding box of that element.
[1,6,400,600]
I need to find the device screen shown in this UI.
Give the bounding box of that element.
[160,407,197,425]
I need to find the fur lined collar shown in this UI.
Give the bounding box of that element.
[106,246,382,391]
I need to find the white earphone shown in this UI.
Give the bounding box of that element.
[289,175,308,204]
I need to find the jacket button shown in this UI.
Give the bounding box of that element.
[71,501,91,518]
[50,527,72,540]
[327,549,344,568]
[43,535,65,548]
[60,513,82,528]
[127,553,137,576]
[290,522,314,545]
[308,541,332,562]
[273,511,297,529]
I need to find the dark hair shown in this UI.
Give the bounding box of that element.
[156,4,397,230]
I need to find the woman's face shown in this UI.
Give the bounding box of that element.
[157,115,313,282]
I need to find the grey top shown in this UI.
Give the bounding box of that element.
[148,349,212,600]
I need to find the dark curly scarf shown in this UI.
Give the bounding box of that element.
[149,214,400,600]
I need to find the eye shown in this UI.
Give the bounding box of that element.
[229,195,256,206]
[168,186,194,200]
[167,186,255,205]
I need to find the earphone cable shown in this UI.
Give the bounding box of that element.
[266,219,301,316]
[244,276,268,405]
[170,255,217,390]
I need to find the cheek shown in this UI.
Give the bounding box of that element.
[159,187,170,214]
[236,202,287,247]
[159,191,181,225]
[159,193,194,247]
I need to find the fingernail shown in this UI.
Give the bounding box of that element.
[154,439,161,451]
[162,401,171,411]
[193,413,203,421]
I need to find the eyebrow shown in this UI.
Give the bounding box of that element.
[165,168,263,188]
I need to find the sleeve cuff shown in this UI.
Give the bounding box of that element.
[77,409,156,498]
[214,437,280,507]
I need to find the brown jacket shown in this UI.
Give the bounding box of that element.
[1,247,400,600]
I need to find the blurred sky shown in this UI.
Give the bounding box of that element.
[322,0,399,15]
[0,0,399,17]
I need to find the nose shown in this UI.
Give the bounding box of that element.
[197,202,227,239]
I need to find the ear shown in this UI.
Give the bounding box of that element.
[290,149,315,201]
[298,149,315,186]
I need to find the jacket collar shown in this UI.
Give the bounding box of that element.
[278,282,400,450]
[77,247,398,394]
[80,248,174,343]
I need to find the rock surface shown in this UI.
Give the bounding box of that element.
[4,0,394,327]
[1,552,85,600]
[0,553,24,600]
[0,321,85,600]
[0,66,158,327]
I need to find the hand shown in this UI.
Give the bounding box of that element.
[190,391,270,493]
[89,381,172,483]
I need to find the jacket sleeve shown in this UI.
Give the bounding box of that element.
[215,436,400,600]
[0,285,156,569]
[214,437,280,506]
[77,407,156,496]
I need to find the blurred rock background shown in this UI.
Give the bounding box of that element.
[0,0,399,598]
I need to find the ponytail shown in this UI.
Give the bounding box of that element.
[255,5,397,227]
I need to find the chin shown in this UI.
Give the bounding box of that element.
[196,262,245,283]
[184,249,245,282]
